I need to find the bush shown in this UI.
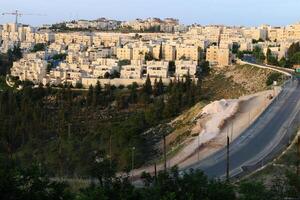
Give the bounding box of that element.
[266,72,281,86]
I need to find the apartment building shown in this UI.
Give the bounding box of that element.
[175,60,198,77]
[152,44,176,61]
[206,46,231,67]
[132,46,152,60]
[11,58,47,83]
[176,45,201,61]
[93,65,120,78]
[120,65,143,79]
[117,46,133,60]
[146,60,169,78]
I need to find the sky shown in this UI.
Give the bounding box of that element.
[0,0,299,27]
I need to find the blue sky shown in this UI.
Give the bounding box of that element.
[0,0,299,26]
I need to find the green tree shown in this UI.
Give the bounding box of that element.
[159,42,163,60]
[239,181,270,200]
[31,43,46,52]
[279,57,291,68]
[8,45,22,62]
[291,52,300,65]
[266,48,279,65]
[87,85,93,106]
[287,42,300,59]
[266,72,281,86]
[128,82,138,104]
[142,74,152,96]
[145,52,154,61]
[92,81,102,106]
[253,46,266,63]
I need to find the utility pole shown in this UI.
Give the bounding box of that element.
[131,147,135,172]
[248,111,251,126]
[297,136,300,177]
[226,135,230,182]
[231,121,234,142]
[197,133,200,161]
[163,134,167,171]
[154,162,157,182]
[109,134,112,169]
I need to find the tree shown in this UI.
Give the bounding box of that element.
[266,48,279,66]
[104,72,110,79]
[145,52,154,61]
[93,81,102,106]
[168,61,175,73]
[198,61,210,76]
[75,82,83,89]
[239,181,270,200]
[279,57,291,68]
[266,72,281,86]
[159,42,163,60]
[253,46,265,63]
[232,43,240,54]
[31,43,46,52]
[153,77,164,96]
[143,74,152,96]
[52,53,67,61]
[0,161,73,200]
[145,97,165,126]
[291,52,300,65]
[87,85,94,106]
[128,82,138,104]
[287,42,300,59]
[118,59,131,66]
[8,45,22,62]
[90,151,117,187]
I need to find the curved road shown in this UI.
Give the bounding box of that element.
[183,67,300,179]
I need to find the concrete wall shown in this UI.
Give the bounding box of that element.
[82,77,198,88]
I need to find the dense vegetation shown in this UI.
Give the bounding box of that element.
[0,73,202,177]
[2,158,300,200]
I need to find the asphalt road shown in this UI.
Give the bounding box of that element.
[184,74,300,179]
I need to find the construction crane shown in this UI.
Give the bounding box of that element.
[2,10,46,24]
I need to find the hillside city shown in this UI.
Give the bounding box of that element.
[2,17,300,88]
[2,9,300,200]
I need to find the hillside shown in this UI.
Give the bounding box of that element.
[143,64,282,166]
[0,63,283,178]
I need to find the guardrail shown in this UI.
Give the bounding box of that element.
[239,60,293,76]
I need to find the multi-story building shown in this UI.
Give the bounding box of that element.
[175,60,198,77]
[117,46,133,60]
[11,58,47,83]
[176,45,201,61]
[146,60,169,78]
[120,65,143,79]
[152,44,176,61]
[206,46,231,67]
[132,46,152,60]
